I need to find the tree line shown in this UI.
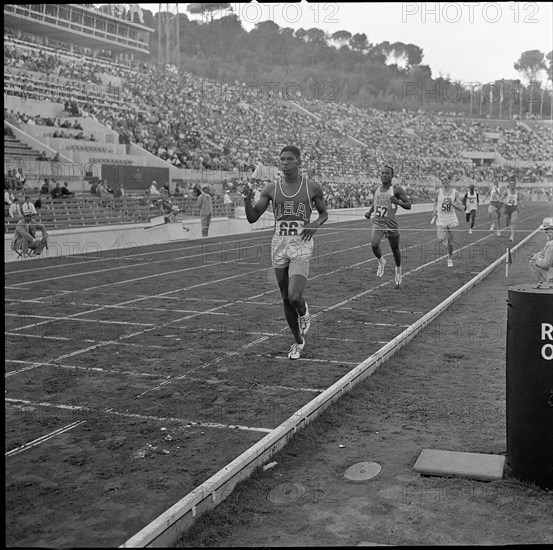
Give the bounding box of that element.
[137,6,552,118]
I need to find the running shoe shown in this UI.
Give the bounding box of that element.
[376,257,387,278]
[496,229,501,237]
[394,269,402,288]
[288,339,305,360]
[490,223,495,231]
[468,228,473,235]
[509,236,514,242]
[447,259,453,268]
[298,302,311,337]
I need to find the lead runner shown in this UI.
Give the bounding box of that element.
[242,145,328,360]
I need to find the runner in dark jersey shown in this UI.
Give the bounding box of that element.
[462,184,479,235]
[364,165,411,288]
[242,146,328,360]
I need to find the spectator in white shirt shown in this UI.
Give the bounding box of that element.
[9,198,22,219]
[223,189,233,216]
[21,196,37,216]
[148,180,161,196]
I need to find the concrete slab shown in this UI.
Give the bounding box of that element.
[413,449,505,481]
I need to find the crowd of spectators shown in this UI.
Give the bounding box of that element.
[4,32,138,73]
[4,168,27,191]
[4,65,133,111]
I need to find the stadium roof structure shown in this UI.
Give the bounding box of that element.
[4,4,154,54]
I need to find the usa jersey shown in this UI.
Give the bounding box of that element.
[372,185,399,230]
[273,175,312,236]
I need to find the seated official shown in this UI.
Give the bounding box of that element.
[11,212,48,258]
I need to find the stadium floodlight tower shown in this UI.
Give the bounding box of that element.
[157,3,180,70]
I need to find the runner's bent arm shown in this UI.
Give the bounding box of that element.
[432,190,439,218]
[243,182,272,223]
[451,190,464,212]
[301,182,328,242]
[391,186,411,210]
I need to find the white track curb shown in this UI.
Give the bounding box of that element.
[121,226,540,548]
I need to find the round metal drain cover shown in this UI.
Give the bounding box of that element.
[344,461,381,481]
[266,482,307,504]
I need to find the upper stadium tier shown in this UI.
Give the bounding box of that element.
[4,4,153,56]
[4,25,552,186]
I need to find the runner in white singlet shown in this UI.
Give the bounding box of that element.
[432,177,464,268]
[502,180,524,242]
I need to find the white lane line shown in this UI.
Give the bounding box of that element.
[3,231,375,337]
[4,333,170,349]
[5,360,169,378]
[6,360,67,378]
[240,301,280,306]
[5,314,156,327]
[4,339,136,377]
[5,360,323,393]
[5,299,234,319]
[5,232,276,276]
[179,297,230,303]
[184,328,388,344]
[5,227,349,288]
[6,308,230,333]
[5,398,272,433]
[4,232,274,281]
[5,359,323,393]
[255,355,358,366]
[5,420,86,457]
[382,310,424,315]
[5,286,31,290]
[363,322,411,328]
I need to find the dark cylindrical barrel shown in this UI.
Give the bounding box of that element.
[506,285,553,490]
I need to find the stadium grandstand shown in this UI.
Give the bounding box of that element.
[4,3,552,240]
